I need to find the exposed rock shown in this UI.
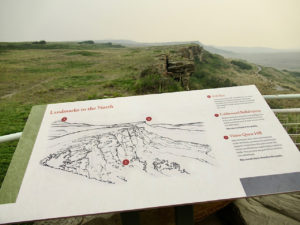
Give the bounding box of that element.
[139,45,203,91]
[166,60,194,90]
[179,45,203,61]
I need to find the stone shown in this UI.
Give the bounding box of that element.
[140,45,203,91]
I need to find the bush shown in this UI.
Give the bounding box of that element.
[32,40,46,44]
[191,60,237,89]
[231,60,252,70]
[289,71,300,77]
[201,51,230,69]
[78,40,95,44]
[135,74,183,94]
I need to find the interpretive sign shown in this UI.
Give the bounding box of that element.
[0,85,299,224]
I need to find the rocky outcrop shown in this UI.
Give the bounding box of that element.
[179,45,203,61]
[163,56,194,90]
[140,45,203,90]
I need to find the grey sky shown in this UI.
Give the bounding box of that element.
[0,0,299,49]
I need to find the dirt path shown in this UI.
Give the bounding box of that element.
[255,65,262,75]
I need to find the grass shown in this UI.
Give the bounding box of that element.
[0,42,300,191]
[0,141,18,185]
[135,73,183,94]
[0,44,160,189]
[65,50,102,57]
[276,113,300,145]
[231,60,252,70]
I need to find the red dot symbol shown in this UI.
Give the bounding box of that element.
[224,136,229,140]
[214,114,219,117]
[207,95,211,98]
[123,159,129,165]
[61,117,67,122]
[146,116,152,122]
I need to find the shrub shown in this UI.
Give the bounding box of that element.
[32,40,46,44]
[135,74,183,94]
[289,71,300,77]
[78,40,95,44]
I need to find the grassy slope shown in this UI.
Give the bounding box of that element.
[233,52,300,72]
[191,50,300,94]
[1,43,300,186]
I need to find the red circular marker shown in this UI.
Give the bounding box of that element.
[123,159,129,165]
[207,95,211,98]
[214,114,219,117]
[146,116,152,122]
[61,117,67,122]
[224,136,229,140]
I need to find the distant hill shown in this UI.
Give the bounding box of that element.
[95,39,203,47]
[214,46,300,54]
[204,45,300,72]
[228,52,300,72]
[94,40,300,72]
[201,45,236,56]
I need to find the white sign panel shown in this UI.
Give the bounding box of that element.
[0,85,299,224]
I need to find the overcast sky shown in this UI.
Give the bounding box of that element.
[0,0,299,49]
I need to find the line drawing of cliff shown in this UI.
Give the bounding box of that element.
[41,120,214,184]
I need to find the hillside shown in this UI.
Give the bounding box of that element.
[228,52,300,72]
[93,40,300,72]
[0,42,300,185]
[204,45,300,72]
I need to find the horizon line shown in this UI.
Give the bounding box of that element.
[0,39,300,51]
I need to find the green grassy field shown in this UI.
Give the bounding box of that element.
[1,42,300,188]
